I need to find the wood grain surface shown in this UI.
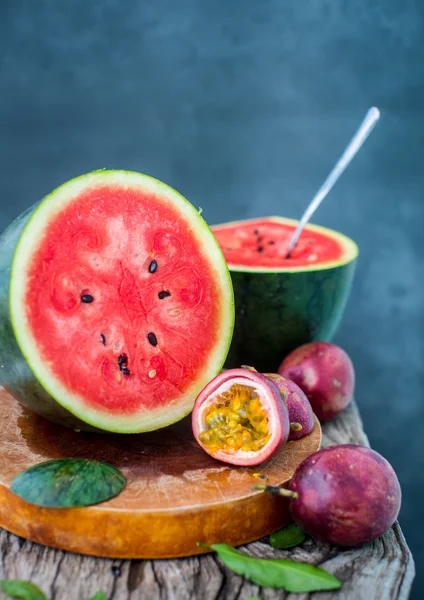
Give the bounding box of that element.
[0,397,415,599]
[0,388,321,559]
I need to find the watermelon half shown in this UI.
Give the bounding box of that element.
[0,171,234,433]
[211,216,358,372]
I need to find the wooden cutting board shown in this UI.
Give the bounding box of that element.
[0,387,321,559]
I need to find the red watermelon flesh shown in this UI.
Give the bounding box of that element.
[212,217,347,269]
[9,171,234,433]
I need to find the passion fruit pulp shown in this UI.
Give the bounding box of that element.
[198,383,271,453]
[192,368,290,466]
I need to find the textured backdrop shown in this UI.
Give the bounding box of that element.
[0,1,423,597]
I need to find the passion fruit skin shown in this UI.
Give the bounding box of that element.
[278,341,354,422]
[288,444,401,547]
[264,373,314,441]
[192,368,290,466]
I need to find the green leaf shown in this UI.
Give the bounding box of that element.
[11,459,126,507]
[1,580,47,600]
[206,544,342,592]
[86,592,108,600]
[269,524,306,549]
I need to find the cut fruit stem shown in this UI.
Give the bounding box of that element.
[290,422,303,432]
[253,484,299,499]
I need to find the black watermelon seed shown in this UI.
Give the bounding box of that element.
[118,354,128,366]
[257,246,264,252]
[149,259,158,273]
[257,236,263,243]
[100,334,106,345]
[121,366,131,376]
[81,294,94,303]
[158,290,171,299]
[147,332,158,346]
[268,240,275,245]
[253,229,259,235]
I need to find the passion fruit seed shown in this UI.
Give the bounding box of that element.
[81,294,94,303]
[148,259,158,273]
[198,384,271,453]
[147,332,158,346]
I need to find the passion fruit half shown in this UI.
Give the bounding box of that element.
[192,368,290,466]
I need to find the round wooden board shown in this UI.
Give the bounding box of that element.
[0,388,321,559]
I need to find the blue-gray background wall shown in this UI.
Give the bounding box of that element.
[1,1,423,596]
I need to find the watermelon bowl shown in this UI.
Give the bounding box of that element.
[0,170,235,433]
[212,216,358,372]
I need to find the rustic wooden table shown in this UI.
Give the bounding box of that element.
[0,401,415,600]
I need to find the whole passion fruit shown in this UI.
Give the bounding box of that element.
[258,444,401,547]
[192,368,290,466]
[278,342,354,422]
[264,373,315,441]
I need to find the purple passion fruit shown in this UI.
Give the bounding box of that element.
[279,342,354,422]
[264,373,315,441]
[258,444,401,547]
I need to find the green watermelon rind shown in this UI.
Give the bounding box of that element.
[212,216,358,373]
[1,170,234,433]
